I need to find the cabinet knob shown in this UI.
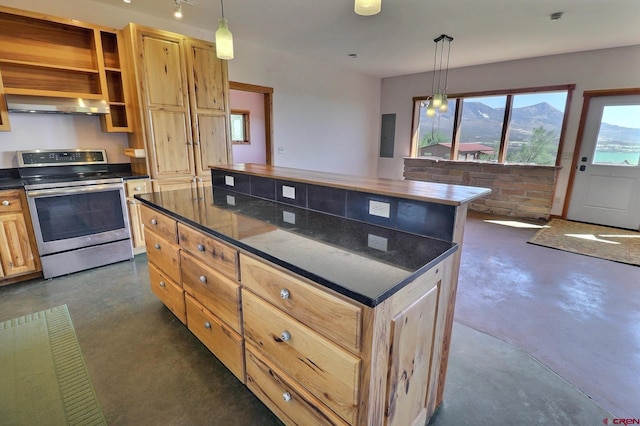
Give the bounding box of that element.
[204,322,211,329]
[280,289,290,300]
[199,275,207,283]
[280,330,291,342]
[129,200,136,205]
[151,219,157,225]
[134,186,142,191]
[159,281,165,287]
[282,392,292,402]
[154,243,161,249]
[1,200,9,206]
[197,244,205,252]
[220,252,225,260]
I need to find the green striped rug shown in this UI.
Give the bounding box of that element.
[0,305,106,425]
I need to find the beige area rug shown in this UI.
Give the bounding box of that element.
[528,219,640,266]
[0,305,106,426]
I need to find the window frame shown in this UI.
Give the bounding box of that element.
[411,84,575,166]
[230,109,251,145]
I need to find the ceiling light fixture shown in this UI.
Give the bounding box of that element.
[174,0,183,19]
[426,34,454,117]
[123,0,131,3]
[355,0,381,16]
[215,0,234,60]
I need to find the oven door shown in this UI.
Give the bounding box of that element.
[26,182,131,256]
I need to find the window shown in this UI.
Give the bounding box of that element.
[230,110,250,144]
[412,85,574,165]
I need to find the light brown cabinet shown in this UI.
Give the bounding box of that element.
[140,203,244,381]
[123,24,231,191]
[125,178,151,254]
[0,6,131,132]
[0,68,9,131]
[140,200,451,426]
[0,189,41,285]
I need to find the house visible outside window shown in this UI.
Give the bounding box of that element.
[412,85,574,166]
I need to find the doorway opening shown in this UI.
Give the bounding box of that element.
[229,81,274,165]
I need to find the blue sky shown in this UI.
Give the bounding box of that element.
[602,105,640,129]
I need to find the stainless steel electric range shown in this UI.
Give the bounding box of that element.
[17,149,133,279]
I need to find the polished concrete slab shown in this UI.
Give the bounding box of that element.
[0,211,634,424]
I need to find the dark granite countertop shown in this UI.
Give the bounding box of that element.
[136,187,457,307]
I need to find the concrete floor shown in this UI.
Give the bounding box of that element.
[0,211,635,425]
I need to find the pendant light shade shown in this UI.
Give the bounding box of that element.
[355,0,381,16]
[426,34,453,117]
[216,0,234,60]
[216,18,234,60]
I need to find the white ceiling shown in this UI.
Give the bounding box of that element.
[94,0,640,78]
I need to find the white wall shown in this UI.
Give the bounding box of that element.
[379,45,640,214]
[0,0,381,176]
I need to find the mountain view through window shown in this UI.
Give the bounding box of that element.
[415,88,576,165]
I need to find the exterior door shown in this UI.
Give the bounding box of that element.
[567,93,640,230]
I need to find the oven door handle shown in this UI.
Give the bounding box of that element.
[26,183,124,198]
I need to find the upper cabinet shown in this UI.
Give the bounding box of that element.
[0,69,9,131]
[123,24,231,188]
[0,6,131,132]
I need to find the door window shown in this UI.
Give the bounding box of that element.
[592,105,640,166]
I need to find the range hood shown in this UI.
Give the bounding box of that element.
[5,94,110,115]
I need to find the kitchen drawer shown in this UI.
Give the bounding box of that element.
[185,294,245,382]
[145,229,181,283]
[240,254,363,353]
[181,251,241,333]
[0,190,24,213]
[246,346,349,426]
[140,204,178,243]
[149,262,186,324]
[243,290,360,425]
[125,178,151,197]
[178,223,238,280]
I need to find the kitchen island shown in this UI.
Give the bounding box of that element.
[136,165,489,426]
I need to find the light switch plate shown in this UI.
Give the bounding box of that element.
[282,185,296,199]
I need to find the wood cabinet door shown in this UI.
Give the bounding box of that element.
[186,39,226,112]
[148,110,194,178]
[193,113,229,176]
[141,33,187,108]
[0,212,37,277]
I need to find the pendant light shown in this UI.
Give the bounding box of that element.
[216,0,234,60]
[174,0,183,19]
[355,0,381,16]
[426,34,453,118]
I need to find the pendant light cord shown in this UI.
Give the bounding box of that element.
[221,0,225,18]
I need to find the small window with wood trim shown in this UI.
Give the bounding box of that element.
[231,110,250,144]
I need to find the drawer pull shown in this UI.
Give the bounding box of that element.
[199,275,207,283]
[1,200,9,206]
[197,244,205,252]
[220,252,225,260]
[280,330,291,342]
[282,392,292,402]
[134,186,142,191]
[151,219,157,225]
[204,322,211,329]
[154,243,161,250]
[280,289,290,300]
[159,281,165,287]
